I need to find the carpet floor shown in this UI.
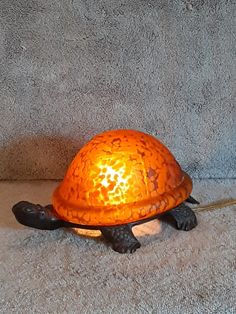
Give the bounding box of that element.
[0,180,235,313]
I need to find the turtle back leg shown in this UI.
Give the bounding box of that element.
[101,225,141,253]
[12,201,76,230]
[160,203,197,231]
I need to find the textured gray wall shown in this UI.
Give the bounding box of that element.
[0,0,235,180]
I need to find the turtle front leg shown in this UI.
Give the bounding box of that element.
[12,201,69,230]
[101,225,141,253]
[160,203,197,231]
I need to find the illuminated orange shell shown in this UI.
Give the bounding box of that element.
[52,130,192,226]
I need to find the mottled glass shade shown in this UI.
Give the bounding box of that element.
[52,130,192,226]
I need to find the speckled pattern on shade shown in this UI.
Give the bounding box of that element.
[0,179,236,313]
[0,0,235,180]
[53,129,192,226]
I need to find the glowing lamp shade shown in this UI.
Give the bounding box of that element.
[52,129,192,226]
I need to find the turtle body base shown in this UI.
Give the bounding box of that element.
[12,200,198,253]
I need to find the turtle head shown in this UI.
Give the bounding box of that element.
[12,201,46,228]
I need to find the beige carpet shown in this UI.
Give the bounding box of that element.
[0,180,235,313]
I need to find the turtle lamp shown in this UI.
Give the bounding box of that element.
[12,129,198,253]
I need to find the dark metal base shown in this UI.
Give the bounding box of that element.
[12,197,198,253]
